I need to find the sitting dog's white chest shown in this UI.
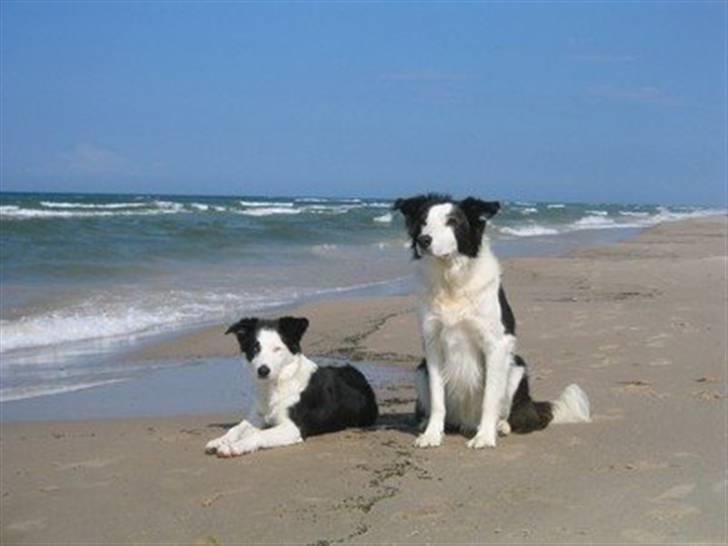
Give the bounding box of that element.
[437,321,485,431]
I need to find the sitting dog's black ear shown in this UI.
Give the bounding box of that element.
[225,317,259,336]
[392,195,430,223]
[277,316,309,354]
[394,194,452,228]
[460,197,500,223]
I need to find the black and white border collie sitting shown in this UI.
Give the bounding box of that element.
[205,316,378,457]
[393,194,590,449]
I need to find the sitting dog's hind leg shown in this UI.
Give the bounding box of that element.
[498,356,526,436]
[414,359,429,431]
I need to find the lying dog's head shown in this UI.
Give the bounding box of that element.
[225,316,309,381]
[393,194,500,259]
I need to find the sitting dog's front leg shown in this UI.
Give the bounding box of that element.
[467,335,514,449]
[218,420,302,457]
[415,341,446,448]
[205,418,259,454]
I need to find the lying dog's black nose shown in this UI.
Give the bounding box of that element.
[417,234,432,249]
[257,365,270,378]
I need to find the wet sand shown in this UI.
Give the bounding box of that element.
[1,216,726,544]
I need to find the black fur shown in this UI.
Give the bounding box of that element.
[225,316,309,359]
[225,317,261,361]
[414,359,427,423]
[277,316,309,354]
[288,365,379,438]
[498,286,516,335]
[393,194,500,259]
[506,355,553,433]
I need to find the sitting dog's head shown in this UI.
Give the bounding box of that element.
[393,194,500,259]
[225,316,309,381]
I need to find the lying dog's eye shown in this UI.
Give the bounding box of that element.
[273,347,282,353]
[446,218,458,226]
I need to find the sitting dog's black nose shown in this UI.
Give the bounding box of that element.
[417,234,432,249]
[257,365,270,378]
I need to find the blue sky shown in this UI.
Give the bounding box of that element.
[1,1,725,205]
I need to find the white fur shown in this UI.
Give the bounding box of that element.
[205,329,317,457]
[421,203,459,258]
[551,384,591,424]
[415,233,519,449]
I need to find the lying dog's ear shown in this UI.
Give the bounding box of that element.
[225,317,259,336]
[460,197,500,223]
[277,316,309,354]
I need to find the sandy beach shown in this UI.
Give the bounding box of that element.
[1,216,726,544]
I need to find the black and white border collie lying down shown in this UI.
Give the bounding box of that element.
[394,194,590,449]
[205,316,378,457]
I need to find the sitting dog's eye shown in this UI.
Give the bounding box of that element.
[273,347,282,353]
[446,218,458,226]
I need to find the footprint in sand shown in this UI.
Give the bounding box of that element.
[613,381,668,400]
[498,443,528,462]
[646,333,669,348]
[540,453,565,465]
[54,457,121,471]
[5,519,46,532]
[649,358,672,367]
[647,503,701,521]
[625,460,671,471]
[621,528,667,543]
[690,390,723,401]
[392,503,445,521]
[651,483,695,503]
[166,467,207,477]
[589,355,612,369]
[592,408,624,422]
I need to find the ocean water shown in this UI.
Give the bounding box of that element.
[0,192,723,402]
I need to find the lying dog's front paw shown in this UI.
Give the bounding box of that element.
[205,437,225,454]
[414,430,443,448]
[466,432,497,449]
[216,443,234,458]
[226,438,259,456]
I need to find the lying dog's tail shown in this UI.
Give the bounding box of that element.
[550,383,591,425]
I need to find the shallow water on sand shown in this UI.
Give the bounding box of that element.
[0,357,414,422]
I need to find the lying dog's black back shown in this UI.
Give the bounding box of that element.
[288,365,378,438]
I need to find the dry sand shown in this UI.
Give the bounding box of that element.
[1,216,726,544]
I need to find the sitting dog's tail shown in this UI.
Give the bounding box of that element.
[550,383,591,425]
[502,356,591,433]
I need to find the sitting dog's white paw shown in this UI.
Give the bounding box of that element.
[414,429,443,448]
[466,432,497,449]
[497,419,511,437]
